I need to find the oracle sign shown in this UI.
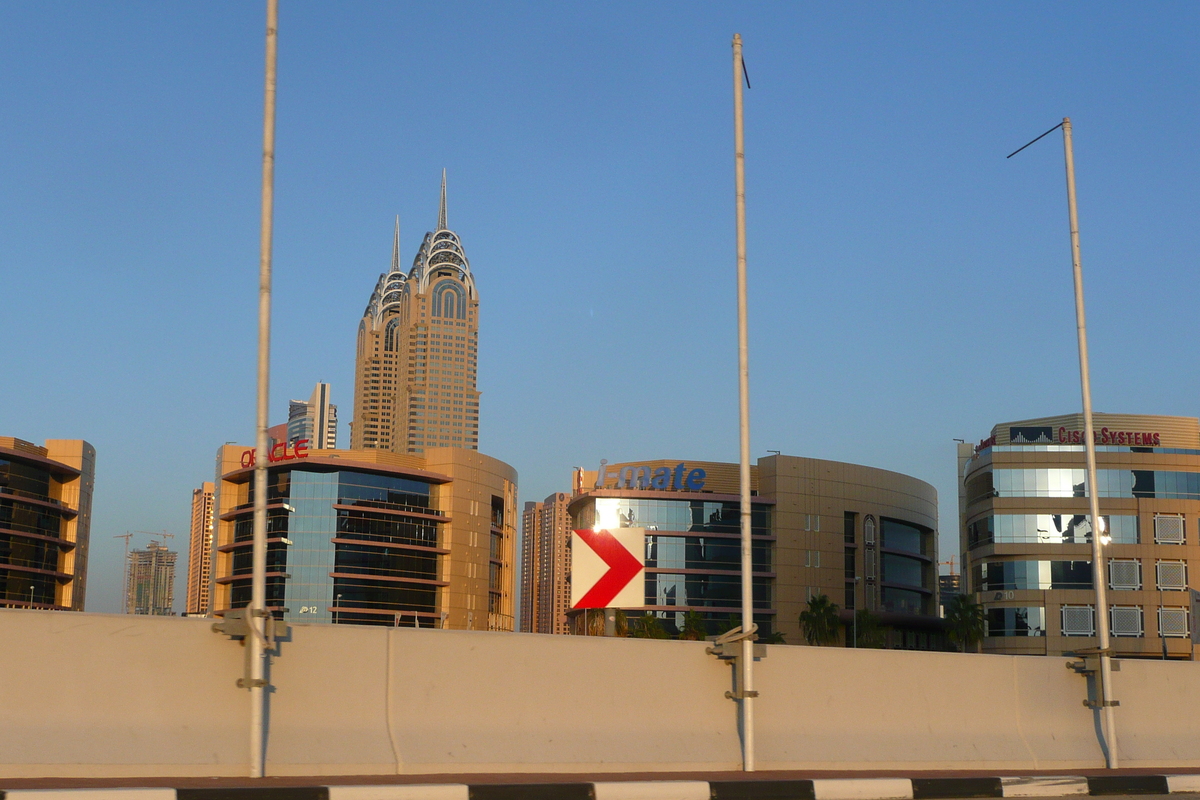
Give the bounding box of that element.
[974,435,997,454]
[240,439,310,469]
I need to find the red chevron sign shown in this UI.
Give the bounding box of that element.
[571,528,645,609]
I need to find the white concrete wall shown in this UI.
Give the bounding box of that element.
[3,609,1200,778]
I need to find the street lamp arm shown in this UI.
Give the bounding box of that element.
[1006,121,1065,159]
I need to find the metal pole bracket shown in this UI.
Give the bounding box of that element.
[1084,699,1121,709]
[212,609,290,689]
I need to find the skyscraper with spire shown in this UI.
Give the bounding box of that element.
[350,172,480,452]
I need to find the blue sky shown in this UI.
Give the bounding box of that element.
[2,2,1197,613]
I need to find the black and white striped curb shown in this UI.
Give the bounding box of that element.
[3,775,1200,800]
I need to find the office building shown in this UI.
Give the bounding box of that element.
[126,541,177,615]
[288,382,337,450]
[350,173,480,453]
[938,573,961,602]
[520,492,571,634]
[0,437,95,610]
[959,413,1200,658]
[185,481,215,615]
[212,443,517,630]
[565,455,944,648]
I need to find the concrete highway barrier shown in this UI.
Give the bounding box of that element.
[5,610,1200,777]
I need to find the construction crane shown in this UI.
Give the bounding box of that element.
[113,533,133,612]
[134,530,177,548]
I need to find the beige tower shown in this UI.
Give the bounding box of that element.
[520,492,573,634]
[185,481,215,615]
[351,172,480,453]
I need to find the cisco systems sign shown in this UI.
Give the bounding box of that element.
[595,460,706,491]
[1010,426,1162,447]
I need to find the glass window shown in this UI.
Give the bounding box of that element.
[975,560,1092,591]
[880,518,928,556]
[881,552,925,588]
[968,514,1137,547]
[990,469,1200,500]
[0,459,53,502]
[881,587,928,615]
[574,498,770,538]
[985,607,1046,637]
[646,535,770,573]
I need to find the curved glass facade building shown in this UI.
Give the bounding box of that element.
[214,444,516,630]
[0,437,95,610]
[557,455,943,647]
[959,413,1200,657]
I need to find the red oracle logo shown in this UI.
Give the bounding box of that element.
[240,438,310,469]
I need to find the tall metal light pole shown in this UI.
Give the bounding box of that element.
[1009,117,1117,769]
[249,0,278,779]
[732,32,755,772]
[1062,118,1118,769]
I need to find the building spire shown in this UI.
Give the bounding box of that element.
[391,215,400,272]
[438,169,447,231]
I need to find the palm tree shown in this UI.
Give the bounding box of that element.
[631,612,669,639]
[853,608,886,648]
[944,594,986,652]
[799,594,841,645]
[614,609,629,637]
[678,610,708,640]
[760,630,786,644]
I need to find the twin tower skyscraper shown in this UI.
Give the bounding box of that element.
[350,172,481,453]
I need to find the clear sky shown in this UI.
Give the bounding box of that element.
[3,2,1198,613]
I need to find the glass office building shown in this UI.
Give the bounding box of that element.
[571,494,774,634]
[562,456,944,647]
[959,413,1200,658]
[214,444,517,630]
[0,437,95,611]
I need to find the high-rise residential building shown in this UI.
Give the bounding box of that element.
[211,442,517,630]
[350,172,480,454]
[288,382,337,449]
[185,481,215,615]
[520,493,572,634]
[0,437,95,610]
[126,541,177,615]
[960,412,1200,658]
[519,502,540,632]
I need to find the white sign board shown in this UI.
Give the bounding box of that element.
[570,527,646,609]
